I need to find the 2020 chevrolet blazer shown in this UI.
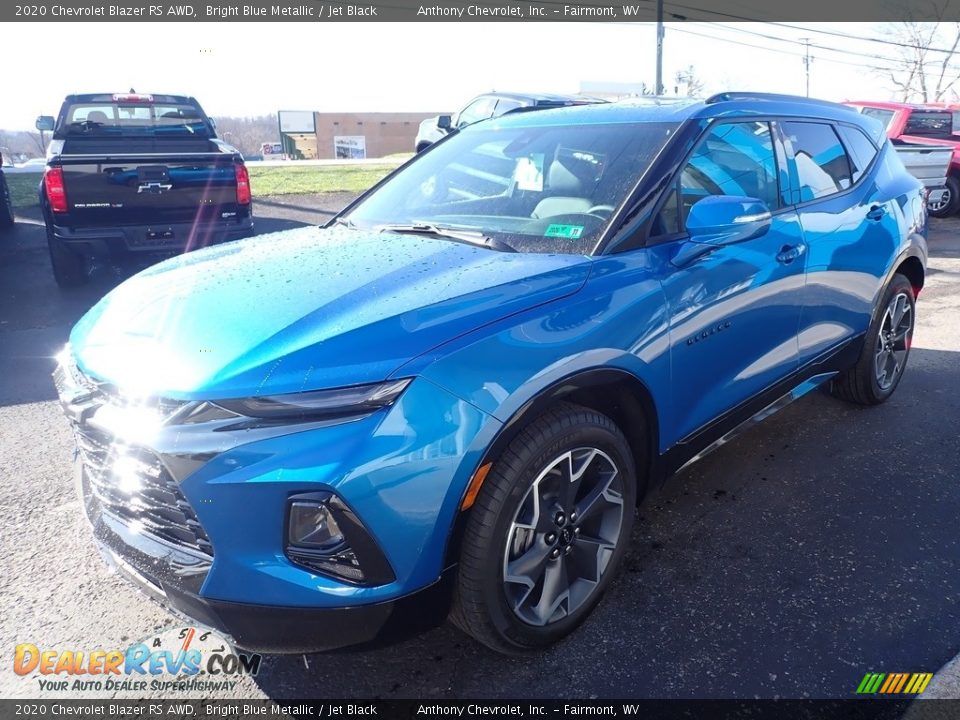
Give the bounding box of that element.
[55,92,927,655]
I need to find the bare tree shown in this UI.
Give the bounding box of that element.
[673,65,705,98]
[0,129,47,159]
[882,19,960,102]
[210,114,279,157]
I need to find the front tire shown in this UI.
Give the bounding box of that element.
[451,402,637,654]
[928,175,960,218]
[831,273,916,405]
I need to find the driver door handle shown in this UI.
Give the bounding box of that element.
[867,205,887,221]
[776,242,806,265]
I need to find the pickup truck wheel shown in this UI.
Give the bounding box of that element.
[0,176,14,228]
[450,402,637,654]
[831,273,915,405]
[928,176,960,218]
[46,224,87,287]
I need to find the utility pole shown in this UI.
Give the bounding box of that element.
[800,37,812,97]
[655,0,664,95]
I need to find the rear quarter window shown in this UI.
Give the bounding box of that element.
[836,125,879,183]
[782,121,853,201]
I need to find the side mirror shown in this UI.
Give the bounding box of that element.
[672,196,771,267]
[35,116,55,132]
[686,195,771,245]
[437,114,452,131]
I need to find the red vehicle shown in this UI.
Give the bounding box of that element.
[922,102,960,134]
[847,100,960,216]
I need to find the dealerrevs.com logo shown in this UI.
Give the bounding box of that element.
[14,627,262,693]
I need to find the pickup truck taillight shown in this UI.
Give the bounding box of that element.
[234,163,251,205]
[43,168,68,214]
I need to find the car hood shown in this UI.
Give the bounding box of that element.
[70,225,591,399]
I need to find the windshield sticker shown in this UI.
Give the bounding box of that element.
[514,154,545,192]
[544,224,584,239]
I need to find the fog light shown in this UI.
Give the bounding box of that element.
[285,492,395,587]
[288,501,344,550]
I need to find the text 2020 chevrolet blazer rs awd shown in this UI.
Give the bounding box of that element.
[55,93,926,655]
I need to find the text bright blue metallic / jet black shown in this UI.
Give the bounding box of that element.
[55,93,927,654]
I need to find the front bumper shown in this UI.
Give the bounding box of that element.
[55,355,499,651]
[89,482,456,653]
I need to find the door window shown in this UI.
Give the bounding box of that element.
[457,97,498,128]
[859,107,895,132]
[782,122,853,201]
[655,121,780,235]
[493,98,525,117]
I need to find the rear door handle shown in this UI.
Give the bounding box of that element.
[867,205,887,221]
[776,243,806,265]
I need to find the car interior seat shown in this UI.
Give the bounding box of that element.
[530,159,594,219]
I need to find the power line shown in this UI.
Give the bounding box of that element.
[667,2,957,55]
[693,21,960,77]
[664,25,912,74]
[658,4,960,57]
[689,21,909,64]
[764,21,960,56]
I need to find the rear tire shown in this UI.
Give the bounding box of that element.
[928,175,960,218]
[0,175,14,228]
[451,402,637,654]
[831,273,915,405]
[46,222,87,288]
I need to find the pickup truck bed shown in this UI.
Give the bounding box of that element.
[41,93,253,287]
[847,101,960,217]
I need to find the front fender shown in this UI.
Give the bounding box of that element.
[396,260,672,437]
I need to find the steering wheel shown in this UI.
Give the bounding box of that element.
[586,205,615,219]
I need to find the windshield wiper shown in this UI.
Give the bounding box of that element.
[331,216,355,229]
[375,223,516,253]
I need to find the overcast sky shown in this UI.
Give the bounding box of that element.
[0,22,930,131]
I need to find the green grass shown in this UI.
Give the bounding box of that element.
[5,173,41,209]
[4,164,398,209]
[248,165,396,197]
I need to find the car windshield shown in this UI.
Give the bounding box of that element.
[344,120,679,254]
[61,102,211,137]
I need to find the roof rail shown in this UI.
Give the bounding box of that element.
[705,92,842,109]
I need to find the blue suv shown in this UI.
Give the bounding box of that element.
[55,93,926,655]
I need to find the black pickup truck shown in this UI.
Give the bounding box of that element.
[39,93,253,287]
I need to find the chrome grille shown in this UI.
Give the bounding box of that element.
[57,355,187,416]
[72,411,213,559]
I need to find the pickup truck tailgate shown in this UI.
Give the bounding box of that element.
[894,143,954,188]
[58,154,242,227]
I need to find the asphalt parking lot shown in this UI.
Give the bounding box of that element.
[1,197,958,700]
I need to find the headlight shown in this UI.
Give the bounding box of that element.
[215,378,410,422]
[285,492,395,586]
